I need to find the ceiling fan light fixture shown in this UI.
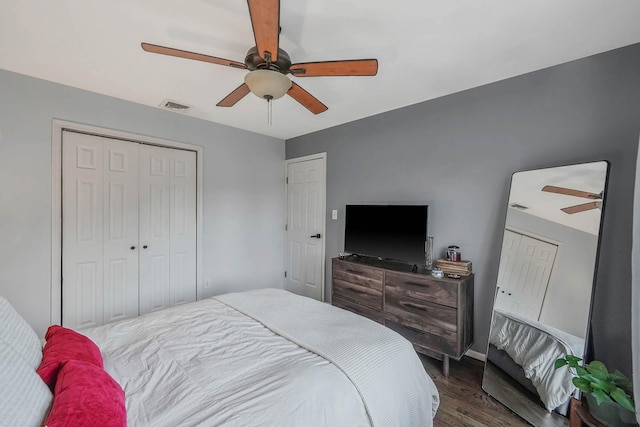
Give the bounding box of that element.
[244,69,292,100]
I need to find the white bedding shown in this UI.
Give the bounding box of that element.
[489,309,585,411]
[83,289,438,427]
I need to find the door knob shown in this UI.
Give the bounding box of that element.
[130,246,136,250]
[310,233,321,238]
[143,245,148,249]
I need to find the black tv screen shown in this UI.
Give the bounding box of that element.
[344,205,428,265]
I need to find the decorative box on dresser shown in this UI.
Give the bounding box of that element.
[331,257,474,376]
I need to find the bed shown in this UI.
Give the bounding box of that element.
[0,289,439,427]
[488,309,585,413]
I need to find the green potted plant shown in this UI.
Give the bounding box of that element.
[555,355,636,427]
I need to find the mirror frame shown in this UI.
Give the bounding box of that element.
[482,160,610,427]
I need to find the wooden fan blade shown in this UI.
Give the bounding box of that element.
[141,43,247,69]
[542,185,601,200]
[290,59,378,77]
[288,82,328,114]
[216,83,251,107]
[247,0,279,61]
[561,202,600,214]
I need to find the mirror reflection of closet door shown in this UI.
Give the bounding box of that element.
[495,230,558,321]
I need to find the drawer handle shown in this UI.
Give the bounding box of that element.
[345,269,381,277]
[405,281,432,288]
[401,301,427,311]
[403,324,426,334]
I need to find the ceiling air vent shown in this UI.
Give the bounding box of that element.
[160,99,192,114]
[509,203,529,210]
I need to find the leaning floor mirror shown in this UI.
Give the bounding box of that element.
[482,161,609,427]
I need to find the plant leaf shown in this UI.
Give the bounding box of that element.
[587,361,609,376]
[591,389,614,405]
[554,358,568,369]
[567,355,583,363]
[567,355,583,368]
[611,387,636,413]
[573,377,592,392]
[611,370,633,391]
[576,366,589,377]
[582,374,615,393]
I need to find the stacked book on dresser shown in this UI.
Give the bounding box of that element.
[436,259,473,277]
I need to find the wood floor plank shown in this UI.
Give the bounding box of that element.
[419,354,532,427]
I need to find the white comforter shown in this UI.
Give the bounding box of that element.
[83,289,438,427]
[489,309,585,411]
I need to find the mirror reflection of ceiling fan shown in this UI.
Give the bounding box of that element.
[141,0,378,114]
[542,185,603,214]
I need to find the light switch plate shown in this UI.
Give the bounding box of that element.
[332,209,338,220]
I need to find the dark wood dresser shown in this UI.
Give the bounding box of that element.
[332,257,474,376]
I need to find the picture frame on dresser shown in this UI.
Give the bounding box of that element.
[331,256,474,376]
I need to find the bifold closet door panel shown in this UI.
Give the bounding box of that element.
[138,145,197,315]
[62,132,140,329]
[167,148,197,308]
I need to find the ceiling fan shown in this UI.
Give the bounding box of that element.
[141,0,378,114]
[541,185,603,214]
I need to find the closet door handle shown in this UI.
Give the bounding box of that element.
[143,245,148,249]
[130,246,136,250]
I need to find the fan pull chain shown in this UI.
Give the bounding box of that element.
[267,98,273,125]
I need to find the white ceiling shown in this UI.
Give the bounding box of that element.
[2,1,640,140]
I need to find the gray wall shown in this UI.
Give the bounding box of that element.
[286,43,640,377]
[0,69,285,337]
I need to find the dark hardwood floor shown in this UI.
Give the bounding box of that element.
[419,354,531,427]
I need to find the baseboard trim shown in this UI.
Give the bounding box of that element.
[465,349,486,362]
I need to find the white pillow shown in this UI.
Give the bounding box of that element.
[0,338,53,427]
[0,296,43,369]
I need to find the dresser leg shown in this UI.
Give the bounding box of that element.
[442,355,450,377]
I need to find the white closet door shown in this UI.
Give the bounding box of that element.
[62,132,139,329]
[138,145,196,314]
[168,148,197,307]
[103,140,140,323]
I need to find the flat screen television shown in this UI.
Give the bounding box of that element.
[344,204,428,265]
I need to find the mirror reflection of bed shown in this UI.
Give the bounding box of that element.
[482,161,609,427]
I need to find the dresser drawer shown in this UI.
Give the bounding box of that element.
[332,296,384,324]
[332,259,383,310]
[333,279,383,310]
[385,271,458,308]
[385,319,459,356]
[385,291,457,334]
[332,260,384,291]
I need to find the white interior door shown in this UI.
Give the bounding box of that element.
[62,132,139,329]
[285,155,326,301]
[495,229,558,320]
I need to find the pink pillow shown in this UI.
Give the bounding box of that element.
[44,360,126,427]
[37,325,103,390]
